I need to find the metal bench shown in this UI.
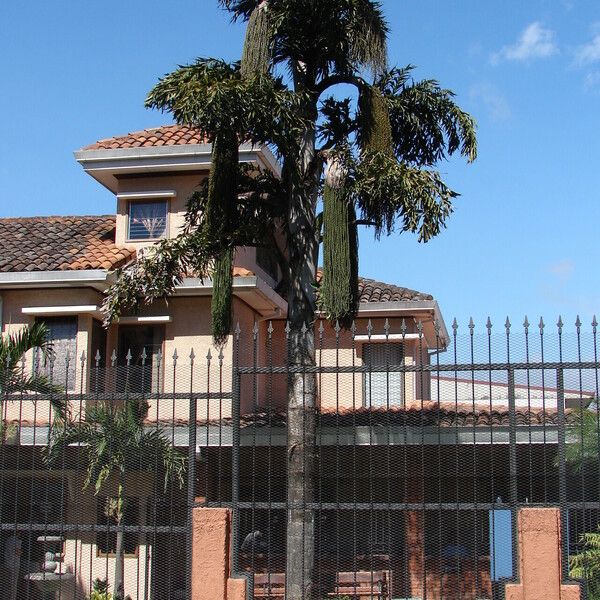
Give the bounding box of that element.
[253,573,286,599]
[328,570,391,600]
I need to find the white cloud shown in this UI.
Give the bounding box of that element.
[492,22,558,64]
[584,70,600,92]
[469,83,511,122]
[549,259,575,282]
[575,34,600,65]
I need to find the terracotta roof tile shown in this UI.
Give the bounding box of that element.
[82,125,209,151]
[0,216,135,272]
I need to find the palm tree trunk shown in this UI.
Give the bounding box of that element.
[285,83,320,600]
[114,480,125,600]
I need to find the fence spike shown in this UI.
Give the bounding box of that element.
[206,348,212,363]
[110,349,117,367]
[523,316,529,331]
[125,348,132,366]
[218,348,224,364]
[367,319,373,338]
[505,317,511,333]
[575,315,582,331]
[433,319,441,336]
[95,349,101,367]
[80,351,86,365]
[140,347,148,365]
[172,348,178,365]
[400,318,407,337]
[350,320,356,338]
[557,315,563,333]
[318,320,325,340]
[267,321,274,336]
[539,317,545,333]
[252,322,259,340]
[284,321,291,339]
[486,316,492,332]
[452,318,458,333]
[417,320,423,336]
[334,320,341,337]
[593,315,598,332]
[301,321,308,335]
[469,317,475,333]
[384,318,390,337]
[189,348,196,364]
[234,321,241,340]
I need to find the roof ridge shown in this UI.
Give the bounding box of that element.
[0,214,115,221]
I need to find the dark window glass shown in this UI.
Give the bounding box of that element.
[128,201,167,240]
[117,325,165,393]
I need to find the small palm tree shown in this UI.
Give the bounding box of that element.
[0,322,64,439]
[570,526,600,600]
[45,397,186,600]
[564,408,600,470]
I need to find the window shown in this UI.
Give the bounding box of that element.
[96,497,140,556]
[128,200,167,240]
[117,325,165,393]
[35,316,78,391]
[363,343,404,407]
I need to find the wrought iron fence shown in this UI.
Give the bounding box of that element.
[1,316,600,600]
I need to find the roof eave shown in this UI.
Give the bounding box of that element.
[74,143,281,192]
[355,299,450,349]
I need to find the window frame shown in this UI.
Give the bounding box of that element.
[34,315,79,392]
[126,198,169,242]
[362,342,405,408]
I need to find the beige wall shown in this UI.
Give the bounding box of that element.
[113,173,274,283]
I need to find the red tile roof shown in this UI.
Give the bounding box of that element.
[82,125,208,150]
[358,277,433,303]
[0,216,135,272]
[0,215,433,303]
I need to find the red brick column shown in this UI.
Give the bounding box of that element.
[505,508,580,600]
[405,478,424,598]
[192,507,247,600]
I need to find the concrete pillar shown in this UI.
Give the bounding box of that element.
[505,508,580,600]
[191,507,247,600]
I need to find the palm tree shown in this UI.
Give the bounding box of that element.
[44,397,186,600]
[103,3,477,597]
[0,322,64,439]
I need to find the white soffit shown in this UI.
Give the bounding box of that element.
[117,190,176,199]
[22,305,100,316]
[118,316,172,324]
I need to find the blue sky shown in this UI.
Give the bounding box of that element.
[1,0,599,331]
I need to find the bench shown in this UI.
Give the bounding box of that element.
[328,571,391,600]
[253,573,286,599]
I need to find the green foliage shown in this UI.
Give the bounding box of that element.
[105,0,477,343]
[319,157,358,325]
[564,408,600,472]
[0,323,65,425]
[212,248,234,346]
[90,578,112,600]
[570,526,600,600]
[44,398,186,496]
[358,85,393,156]
[240,1,272,77]
[354,150,456,240]
[381,66,477,166]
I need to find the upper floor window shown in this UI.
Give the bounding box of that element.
[363,343,404,408]
[128,200,167,240]
[35,316,78,391]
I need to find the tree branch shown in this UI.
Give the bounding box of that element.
[314,74,366,97]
